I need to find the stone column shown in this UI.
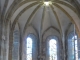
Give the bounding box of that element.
[62,34,66,60]
[8,30,13,60]
[0,0,2,59]
[0,4,3,60]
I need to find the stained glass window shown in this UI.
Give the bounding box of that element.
[26,37,32,60]
[72,35,78,60]
[68,33,78,60]
[49,39,57,60]
[12,30,19,60]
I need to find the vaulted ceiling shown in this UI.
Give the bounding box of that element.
[1,0,80,38]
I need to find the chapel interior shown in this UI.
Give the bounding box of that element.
[0,0,80,60]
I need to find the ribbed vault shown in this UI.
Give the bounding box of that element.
[1,1,80,48]
[1,0,80,45]
[5,0,79,37]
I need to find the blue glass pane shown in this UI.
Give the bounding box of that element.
[49,39,57,60]
[68,35,78,60]
[26,37,32,60]
[12,30,19,60]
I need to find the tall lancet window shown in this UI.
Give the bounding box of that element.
[12,30,20,60]
[68,32,78,60]
[72,35,78,60]
[49,39,57,60]
[25,34,38,60]
[26,37,32,60]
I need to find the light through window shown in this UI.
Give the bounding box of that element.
[49,39,57,60]
[72,35,78,60]
[26,37,32,60]
[68,34,78,60]
[12,30,19,60]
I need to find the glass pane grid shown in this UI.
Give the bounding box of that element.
[68,35,78,60]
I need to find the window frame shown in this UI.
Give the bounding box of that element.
[26,37,33,60]
[25,34,38,60]
[46,36,59,60]
[67,32,78,60]
[12,30,20,60]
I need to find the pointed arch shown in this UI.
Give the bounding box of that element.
[12,23,20,60]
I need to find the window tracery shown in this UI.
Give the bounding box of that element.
[67,32,78,60]
[12,30,20,60]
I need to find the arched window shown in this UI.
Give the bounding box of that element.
[12,30,20,60]
[26,37,32,60]
[46,36,58,60]
[67,32,78,60]
[49,39,57,60]
[25,34,38,60]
